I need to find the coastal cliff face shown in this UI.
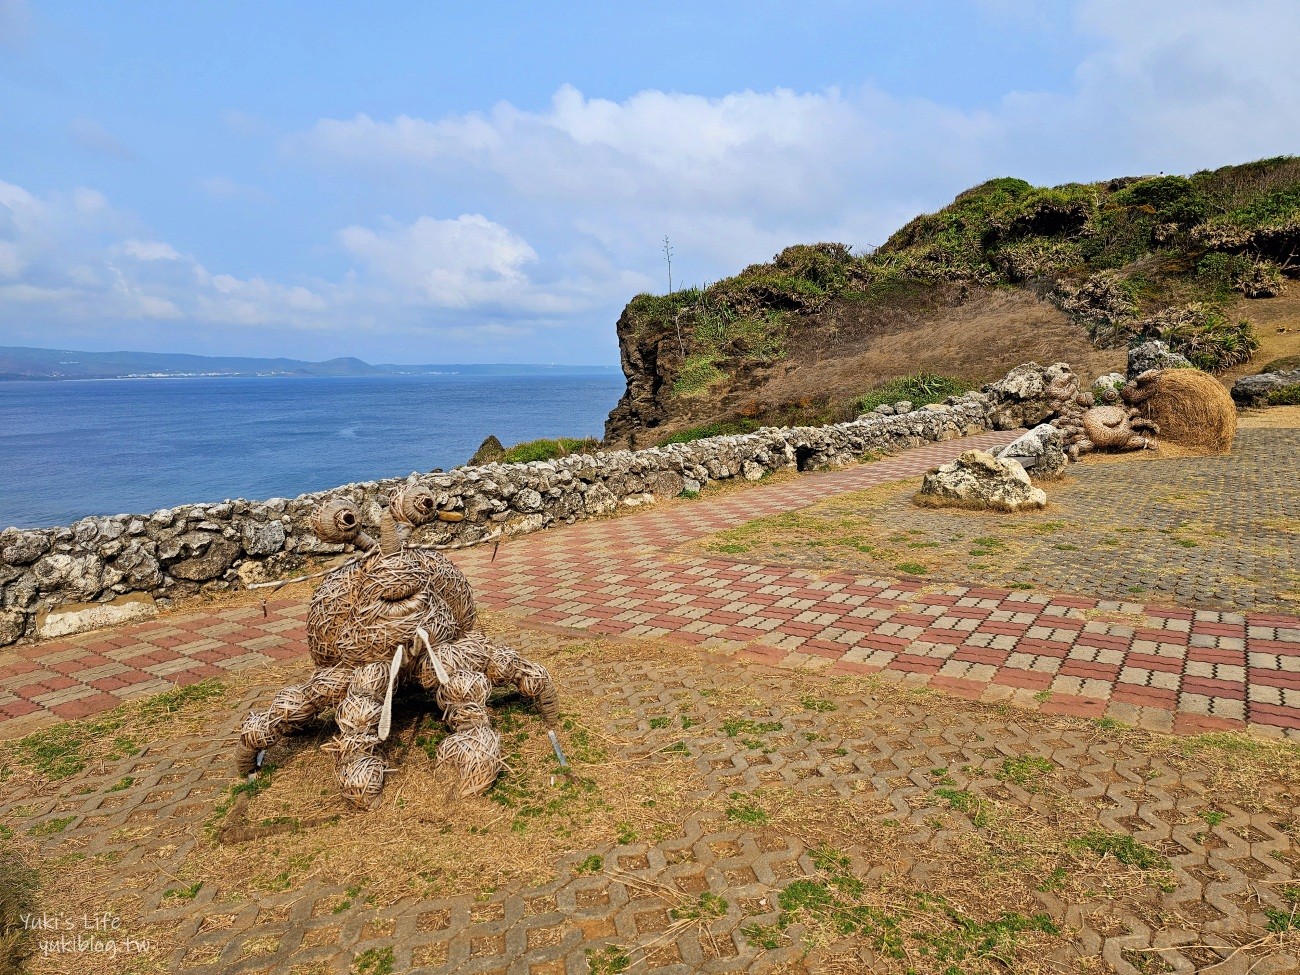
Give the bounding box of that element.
[604,157,1300,446]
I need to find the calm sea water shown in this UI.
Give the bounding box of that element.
[0,374,625,529]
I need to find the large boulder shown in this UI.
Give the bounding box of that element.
[996,424,1068,481]
[166,533,240,581]
[0,530,51,567]
[915,450,1047,512]
[1127,340,1191,379]
[31,552,106,600]
[467,435,505,466]
[982,362,1078,430]
[241,520,286,557]
[1231,369,1300,408]
[111,542,163,590]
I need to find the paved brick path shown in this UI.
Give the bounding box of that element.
[2,429,1298,739]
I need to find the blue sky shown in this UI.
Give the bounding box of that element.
[0,1,1296,365]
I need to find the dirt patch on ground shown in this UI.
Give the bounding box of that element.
[1239,404,1300,429]
[1223,292,1300,382]
[2,621,1299,974]
[685,427,1300,613]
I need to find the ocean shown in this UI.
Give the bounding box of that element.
[0,374,625,530]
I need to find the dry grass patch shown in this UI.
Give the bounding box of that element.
[1237,404,1300,429]
[196,684,701,907]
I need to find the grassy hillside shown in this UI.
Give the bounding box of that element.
[605,156,1300,444]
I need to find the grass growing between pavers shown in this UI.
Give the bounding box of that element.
[0,677,241,975]
[686,425,1300,613]
[632,665,1300,973]
[5,680,224,781]
[2,623,1300,974]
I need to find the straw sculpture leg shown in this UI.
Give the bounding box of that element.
[329,661,391,806]
[416,629,560,798]
[235,664,352,775]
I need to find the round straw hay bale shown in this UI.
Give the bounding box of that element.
[1142,369,1236,454]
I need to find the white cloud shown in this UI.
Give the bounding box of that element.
[294,1,1300,283]
[293,82,1006,278]
[121,239,183,262]
[0,179,335,329]
[337,214,569,311]
[0,179,621,340]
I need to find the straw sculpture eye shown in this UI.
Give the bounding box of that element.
[234,488,563,809]
[390,483,438,526]
[311,497,362,544]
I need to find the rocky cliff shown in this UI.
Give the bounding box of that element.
[605,156,1300,445]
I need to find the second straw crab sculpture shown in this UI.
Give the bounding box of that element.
[236,485,559,807]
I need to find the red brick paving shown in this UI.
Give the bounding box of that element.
[2,429,1298,740]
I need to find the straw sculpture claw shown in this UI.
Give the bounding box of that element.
[236,490,559,807]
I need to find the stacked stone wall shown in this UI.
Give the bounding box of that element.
[0,384,1025,647]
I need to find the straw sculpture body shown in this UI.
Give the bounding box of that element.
[235,485,559,807]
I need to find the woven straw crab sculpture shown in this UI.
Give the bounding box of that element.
[1054,369,1160,460]
[235,485,559,807]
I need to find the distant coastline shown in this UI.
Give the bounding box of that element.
[0,344,619,382]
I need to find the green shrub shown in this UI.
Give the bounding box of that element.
[497,437,599,464]
[852,374,972,414]
[1111,175,1207,227]
[1136,303,1258,371]
[876,157,1299,298]
[1266,384,1300,406]
[1196,252,1285,298]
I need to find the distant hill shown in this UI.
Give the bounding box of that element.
[0,346,618,381]
[606,155,1300,445]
